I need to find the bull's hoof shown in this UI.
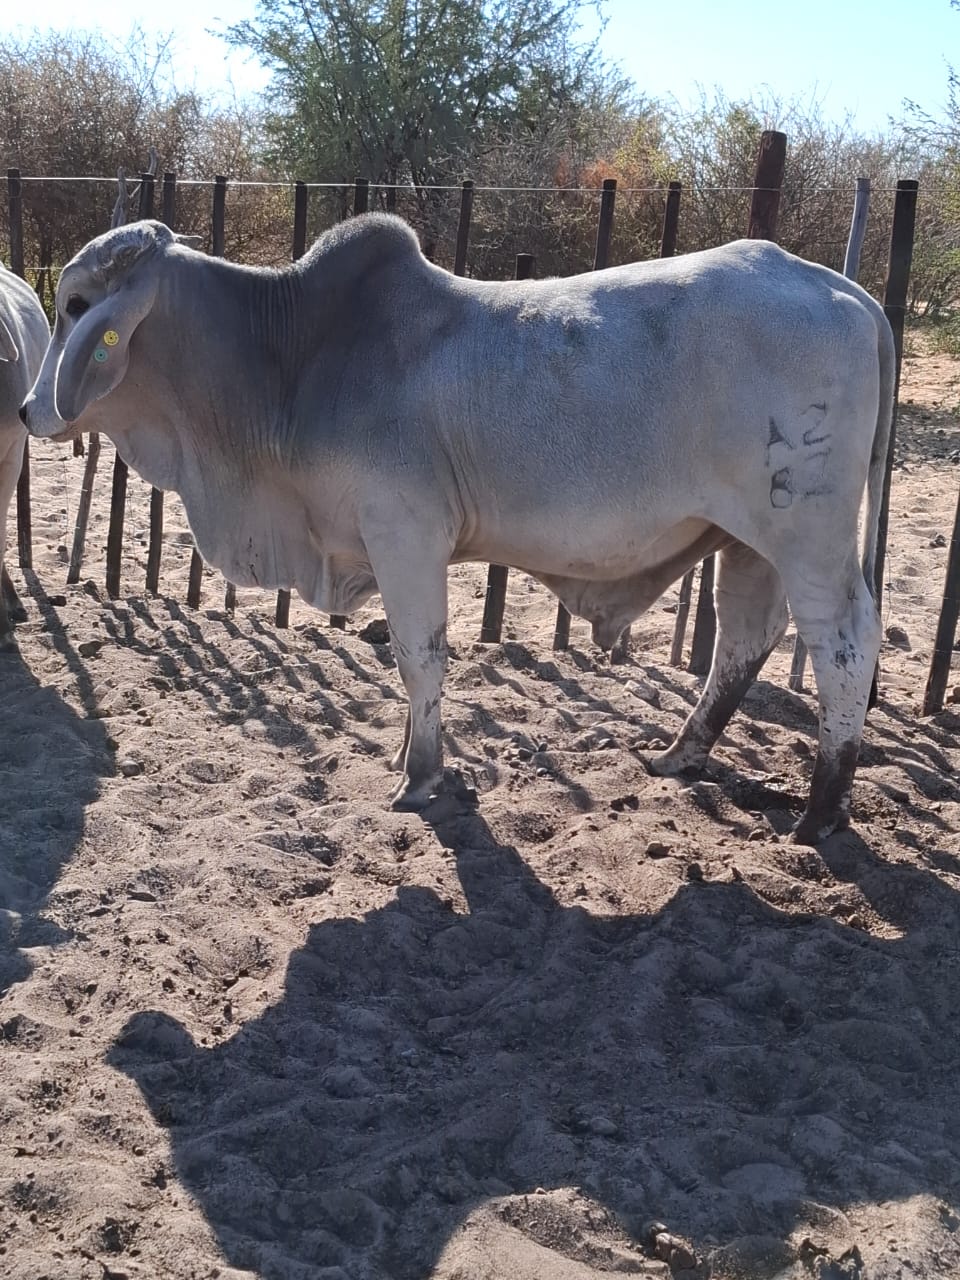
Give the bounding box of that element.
[643,745,704,778]
[789,811,850,846]
[0,629,16,652]
[7,600,26,623]
[389,780,438,813]
[391,768,478,816]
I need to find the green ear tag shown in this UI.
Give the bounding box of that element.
[93,348,108,363]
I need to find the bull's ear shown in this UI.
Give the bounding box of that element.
[54,271,156,422]
[173,233,204,250]
[0,315,17,362]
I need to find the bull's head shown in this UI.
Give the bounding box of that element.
[20,221,199,439]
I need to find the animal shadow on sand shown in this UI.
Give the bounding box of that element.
[111,812,960,1280]
[0,574,113,995]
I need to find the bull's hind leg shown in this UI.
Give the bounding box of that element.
[2,566,26,623]
[783,559,881,845]
[648,541,789,775]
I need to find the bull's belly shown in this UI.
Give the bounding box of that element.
[454,515,717,582]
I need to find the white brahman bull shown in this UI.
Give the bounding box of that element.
[20,215,894,843]
[0,264,49,645]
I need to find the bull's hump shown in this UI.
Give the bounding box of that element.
[301,213,425,279]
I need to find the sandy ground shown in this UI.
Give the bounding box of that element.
[1,343,960,1280]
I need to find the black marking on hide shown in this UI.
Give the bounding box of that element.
[770,467,793,508]
[833,639,858,670]
[802,426,831,447]
[767,416,794,450]
[799,449,834,499]
[766,417,796,466]
[801,403,831,447]
[701,652,771,741]
[427,626,447,664]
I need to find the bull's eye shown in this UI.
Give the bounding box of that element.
[65,294,89,318]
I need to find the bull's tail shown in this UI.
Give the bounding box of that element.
[861,308,897,602]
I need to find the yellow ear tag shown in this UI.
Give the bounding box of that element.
[103,330,120,347]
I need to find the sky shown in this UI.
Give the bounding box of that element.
[2,0,956,134]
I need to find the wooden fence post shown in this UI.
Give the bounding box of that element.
[843,175,871,279]
[789,176,871,691]
[187,544,204,609]
[454,180,475,278]
[293,178,308,258]
[688,132,786,676]
[6,168,23,276]
[206,178,238,613]
[276,180,309,630]
[69,165,133,587]
[660,180,682,258]
[747,130,788,240]
[212,173,226,258]
[609,178,683,664]
[146,171,177,595]
[67,436,101,584]
[652,179,713,670]
[188,175,228,611]
[8,169,31,570]
[873,179,919,608]
[106,171,155,599]
[922,483,960,715]
[480,252,535,644]
[613,180,683,664]
[670,556,695,668]
[553,178,617,652]
[688,553,716,677]
[323,179,371,632]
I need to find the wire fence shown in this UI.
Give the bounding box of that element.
[11,174,952,194]
[3,139,959,712]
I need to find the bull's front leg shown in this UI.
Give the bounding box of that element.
[0,436,26,647]
[367,540,450,811]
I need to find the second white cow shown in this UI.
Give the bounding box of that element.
[1,265,49,645]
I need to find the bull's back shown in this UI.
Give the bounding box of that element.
[422,241,881,508]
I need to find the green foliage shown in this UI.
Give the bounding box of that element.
[4,16,960,310]
[922,313,960,357]
[0,29,278,295]
[226,1,627,186]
